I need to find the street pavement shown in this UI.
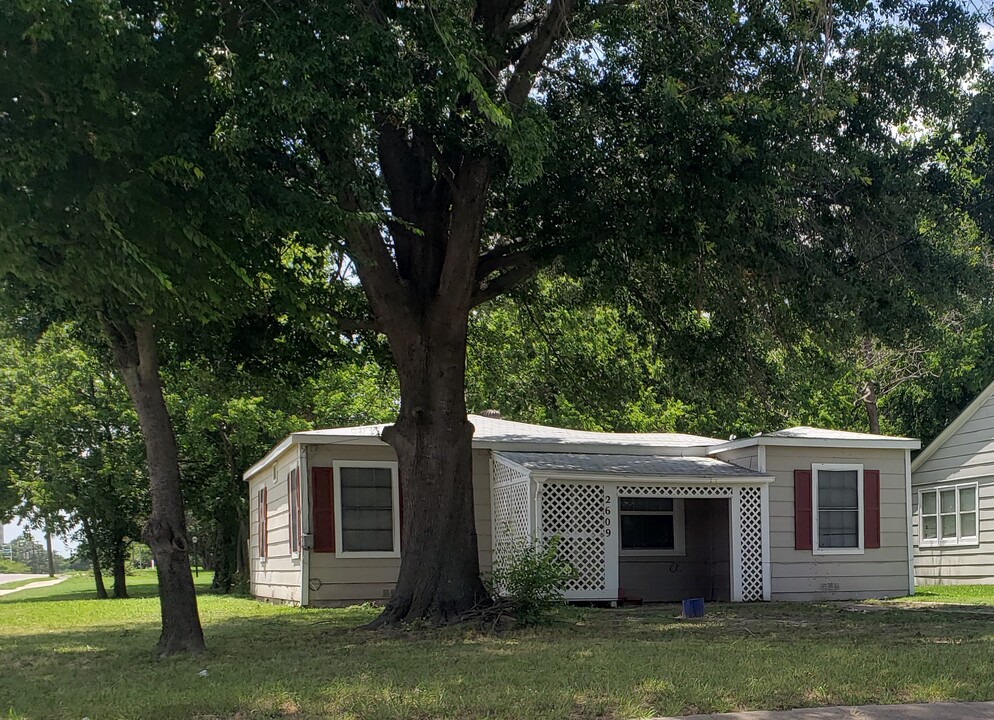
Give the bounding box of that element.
[654,702,994,719]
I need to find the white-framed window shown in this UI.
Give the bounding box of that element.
[919,483,978,547]
[618,496,686,556]
[812,463,863,555]
[257,485,269,561]
[333,460,400,558]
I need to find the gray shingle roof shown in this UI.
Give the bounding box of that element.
[497,452,765,477]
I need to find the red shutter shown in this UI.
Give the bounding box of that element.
[864,469,881,549]
[794,469,813,551]
[312,467,335,552]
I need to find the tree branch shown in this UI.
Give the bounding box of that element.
[471,257,541,307]
[505,0,578,108]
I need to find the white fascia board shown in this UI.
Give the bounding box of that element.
[244,432,391,480]
[477,441,713,456]
[529,471,775,485]
[912,377,994,472]
[709,436,920,454]
[243,435,296,481]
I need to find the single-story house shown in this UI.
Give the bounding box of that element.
[244,414,920,606]
[912,379,994,584]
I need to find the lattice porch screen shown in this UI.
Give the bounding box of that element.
[491,456,532,574]
[539,482,610,598]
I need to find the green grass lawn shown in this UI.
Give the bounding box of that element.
[3,577,994,720]
[901,584,994,606]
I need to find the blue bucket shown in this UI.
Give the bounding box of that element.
[682,597,705,618]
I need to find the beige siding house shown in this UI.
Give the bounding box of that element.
[245,416,918,606]
[912,380,994,585]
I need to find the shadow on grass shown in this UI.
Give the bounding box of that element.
[5,602,994,720]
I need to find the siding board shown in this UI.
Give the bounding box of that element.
[914,412,994,583]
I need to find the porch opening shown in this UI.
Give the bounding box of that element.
[619,497,730,603]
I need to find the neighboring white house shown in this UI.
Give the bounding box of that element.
[912,379,994,585]
[244,414,919,606]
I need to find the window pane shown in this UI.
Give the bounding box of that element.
[340,466,393,552]
[620,497,673,512]
[921,491,937,515]
[961,512,977,538]
[818,471,858,509]
[959,487,977,512]
[621,514,674,550]
[342,529,393,551]
[940,490,956,514]
[819,509,858,548]
[941,514,957,539]
[922,516,938,540]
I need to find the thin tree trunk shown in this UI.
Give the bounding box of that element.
[236,515,249,579]
[862,381,881,434]
[81,517,108,599]
[211,430,241,593]
[372,317,487,626]
[45,524,55,578]
[103,315,205,654]
[112,538,129,599]
[860,337,882,434]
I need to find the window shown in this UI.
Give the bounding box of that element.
[333,461,400,557]
[257,486,268,559]
[288,468,301,557]
[812,464,863,554]
[619,496,685,555]
[919,483,978,547]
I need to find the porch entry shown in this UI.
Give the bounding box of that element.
[491,452,770,603]
[618,496,730,603]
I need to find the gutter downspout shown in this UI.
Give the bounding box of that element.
[905,448,915,596]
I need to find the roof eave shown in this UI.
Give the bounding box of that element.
[709,436,921,455]
[528,470,775,485]
[477,440,714,455]
[912,377,994,472]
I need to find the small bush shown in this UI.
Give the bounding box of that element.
[489,536,575,626]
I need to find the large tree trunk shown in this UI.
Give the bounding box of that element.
[81,517,108,599]
[112,538,129,599]
[372,316,487,626]
[103,315,205,654]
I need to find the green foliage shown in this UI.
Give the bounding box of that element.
[489,537,575,626]
[0,558,32,574]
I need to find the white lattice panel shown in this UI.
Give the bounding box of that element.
[493,456,529,487]
[738,486,764,602]
[618,485,733,498]
[539,482,608,595]
[491,456,533,576]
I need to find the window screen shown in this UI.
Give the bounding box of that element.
[817,470,859,549]
[340,466,394,552]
